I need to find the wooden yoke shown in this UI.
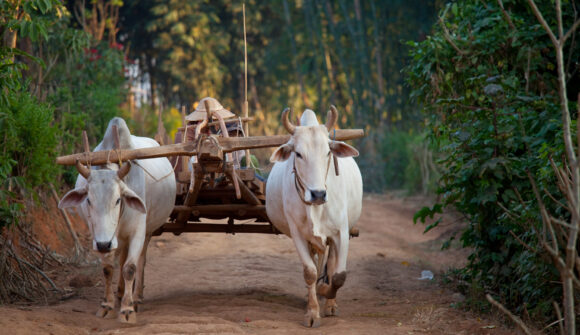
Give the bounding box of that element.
[56,129,365,166]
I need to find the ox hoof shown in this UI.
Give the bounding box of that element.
[303,312,321,328]
[324,302,339,317]
[118,309,137,324]
[96,304,115,319]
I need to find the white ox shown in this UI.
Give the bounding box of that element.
[266,106,363,327]
[59,117,176,323]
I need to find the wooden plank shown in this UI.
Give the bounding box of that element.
[173,204,265,214]
[154,223,281,235]
[237,168,255,181]
[56,129,364,166]
[191,187,236,199]
[171,204,268,222]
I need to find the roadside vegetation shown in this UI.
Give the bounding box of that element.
[407,1,580,332]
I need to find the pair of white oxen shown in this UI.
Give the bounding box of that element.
[59,107,363,328]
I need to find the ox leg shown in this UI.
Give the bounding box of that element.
[116,246,128,304]
[118,236,144,324]
[291,233,321,328]
[133,234,151,312]
[326,230,350,314]
[96,253,116,319]
[318,240,341,317]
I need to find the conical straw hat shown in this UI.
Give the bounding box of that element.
[185,97,235,122]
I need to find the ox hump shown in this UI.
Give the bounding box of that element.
[300,109,319,127]
[100,117,134,150]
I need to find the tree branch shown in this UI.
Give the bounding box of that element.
[438,17,466,56]
[496,0,517,32]
[544,188,570,213]
[528,170,559,251]
[562,18,580,44]
[486,294,534,335]
[509,230,538,253]
[551,216,575,230]
[556,0,564,40]
[526,0,559,46]
[497,201,519,219]
[551,301,565,335]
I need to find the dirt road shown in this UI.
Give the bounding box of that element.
[0,195,516,334]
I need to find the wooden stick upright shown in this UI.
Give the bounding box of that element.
[82,130,90,169]
[82,131,90,153]
[112,125,120,150]
[243,3,251,168]
[181,106,188,175]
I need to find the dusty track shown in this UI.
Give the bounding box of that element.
[0,195,516,334]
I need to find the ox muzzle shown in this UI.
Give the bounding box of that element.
[96,241,112,253]
[308,189,327,205]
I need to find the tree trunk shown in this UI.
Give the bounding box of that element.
[369,1,385,108]
[282,0,310,107]
[146,54,157,113]
[4,3,18,63]
[321,0,356,120]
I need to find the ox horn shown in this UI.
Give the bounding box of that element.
[76,159,91,179]
[282,108,296,135]
[117,161,131,179]
[326,105,338,132]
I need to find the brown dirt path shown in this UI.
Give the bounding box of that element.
[0,194,518,334]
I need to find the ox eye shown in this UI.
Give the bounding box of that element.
[116,198,121,206]
[87,199,91,206]
[296,152,303,159]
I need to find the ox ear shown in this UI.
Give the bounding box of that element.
[59,187,88,209]
[330,141,359,158]
[270,143,294,162]
[121,186,147,214]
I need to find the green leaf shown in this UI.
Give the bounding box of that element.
[413,203,443,224]
[424,218,442,234]
[37,0,51,14]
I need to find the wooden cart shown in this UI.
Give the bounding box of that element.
[56,110,364,237]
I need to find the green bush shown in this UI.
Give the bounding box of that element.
[48,41,127,157]
[0,0,127,227]
[405,0,579,324]
[0,90,59,228]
